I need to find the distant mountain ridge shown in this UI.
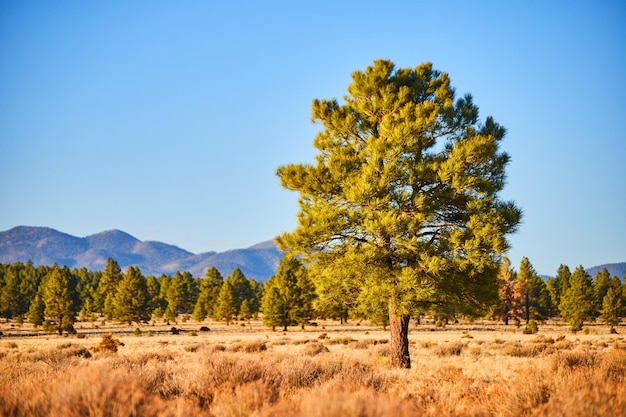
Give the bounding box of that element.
[0,226,281,281]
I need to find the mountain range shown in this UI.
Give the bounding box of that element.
[0,226,282,281]
[1,226,624,283]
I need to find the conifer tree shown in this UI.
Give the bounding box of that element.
[555,264,572,305]
[215,279,236,324]
[261,285,284,331]
[277,60,521,367]
[95,258,122,319]
[261,257,315,331]
[559,266,595,332]
[113,266,150,324]
[592,268,611,315]
[516,257,550,323]
[28,292,45,327]
[41,264,77,334]
[497,257,522,325]
[0,266,20,319]
[600,286,622,331]
[193,266,223,321]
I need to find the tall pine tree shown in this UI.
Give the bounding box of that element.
[276,60,521,368]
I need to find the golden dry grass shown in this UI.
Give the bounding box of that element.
[1,319,625,416]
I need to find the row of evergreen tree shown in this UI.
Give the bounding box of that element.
[0,256,624,334]
[497,257,625,331]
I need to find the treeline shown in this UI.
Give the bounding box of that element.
[496,257,625,332]
[0,256,625,334]
[0,258,263,334]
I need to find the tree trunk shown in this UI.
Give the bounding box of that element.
[389,298,411,369]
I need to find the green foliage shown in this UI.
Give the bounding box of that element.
[41,264,78,334]
[559,266,595,332]
[600,278,623,329]
[592,268,611,315]
[261,257,315,331]
[96,258,122,319]
[276,60,521,367]
[215,279,236,323]
[27,292,45,327]
[193,266,223,321]
[523,319,539,334]
[516,257,551,323]
[113,266,150,324]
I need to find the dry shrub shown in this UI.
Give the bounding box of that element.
[292,380,416,417]
[536,350,626,417]
[0,364,200,417]
[434,341,465,356]
[303,342,329,356]
[503,342,551,357]
[552,350,597,371]
[93,333,123,353]
[228,340,267,353]
[326,336,356,345]
[211,380,275,417]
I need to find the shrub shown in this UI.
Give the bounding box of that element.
[435,342,465,356]
[523,320,539,334]
[303,342,329,356]
[327,337,356,345]
[134,328,142,337]
[228,340,268,353]
[93,333,123,353]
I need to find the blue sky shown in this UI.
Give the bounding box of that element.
[1,1,624,275]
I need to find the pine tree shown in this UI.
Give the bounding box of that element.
[41,264,77,334]
[497,257,522,325]
[113,266,150,324]
[592,268,611,316]
[261,284,284,331]
[0,266,20,319]
[28,292,45,327]
[559,266,595,332]
[516,257,550,323]
[600,286,622,331]
[229,268,252,316]
[261,257,312,331]
[215,279,236,323]
[555,264,572,305]
[95,258,122,319]
[276,60,521,368]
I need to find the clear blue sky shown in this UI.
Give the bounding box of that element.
[1,1,624,275]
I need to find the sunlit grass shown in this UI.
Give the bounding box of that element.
[1,319,625,416]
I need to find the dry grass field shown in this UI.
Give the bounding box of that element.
[1,319,625,417]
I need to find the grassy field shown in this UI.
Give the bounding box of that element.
[1,319,625,416]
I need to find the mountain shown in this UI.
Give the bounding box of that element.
[0,226,281,281]
[585,263,626,279]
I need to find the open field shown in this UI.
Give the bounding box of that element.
[1,319,625,416]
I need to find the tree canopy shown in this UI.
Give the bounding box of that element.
[277,60,522,368]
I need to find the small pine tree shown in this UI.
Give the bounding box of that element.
[28,292,45,327]
[239,299,252,320]
[600,286,622,331]
[559,266,595,332]
[215,280,236,324]
[41,264,78,334]
[113,266,150,325]
[262,285,285,331]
